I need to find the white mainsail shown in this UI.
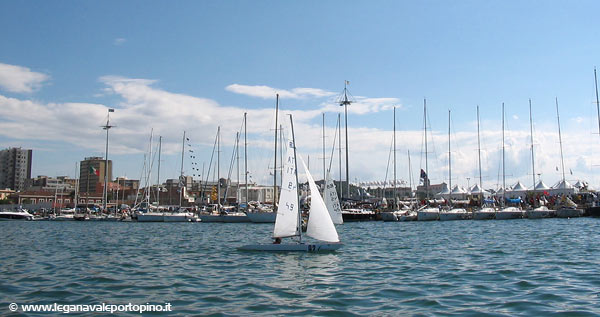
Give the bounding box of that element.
[324,171,343,224]
[301,157,340,243]
[273,139,300,238]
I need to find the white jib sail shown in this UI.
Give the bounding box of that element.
[301,157,340,243]
[273,139,300,238]
[324,171,344,225]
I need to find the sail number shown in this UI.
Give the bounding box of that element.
[286,202,295,210]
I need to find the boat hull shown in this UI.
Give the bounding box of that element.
[246,212,276,223]
[222,214,250,223]
[439,212,469,221]
[417,210,439,221]
[587,206,600,217]
[381,212,398,222]
[526,209,554,219]
[238,243,343,252]
[555,208,582,218]
[198,214,224,222]
[473,211,495,220]
[137,213,165,222]
[398,213,417,221]
[495,210,523,220]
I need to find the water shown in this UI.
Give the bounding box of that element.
[1,219,599,316]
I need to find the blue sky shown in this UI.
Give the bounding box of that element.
[2,1,600,190]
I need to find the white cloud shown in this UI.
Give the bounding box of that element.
[226,84,335,99]
[113,38,127,45]
[320,97,401,115]
[2,75,598,188]
[0,62,49,93]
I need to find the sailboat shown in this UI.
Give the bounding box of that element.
[439,110,469,221]
[525,99,554,219]
[417,99,440,221]
[495,103,524,220]
[587,68,600,217]
[247,95,280,223]
[239,115,342,252]
[553,98,583,218]
[472,106,496,220]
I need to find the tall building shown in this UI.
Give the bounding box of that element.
[79,157,112,195]
[0,147,32,191]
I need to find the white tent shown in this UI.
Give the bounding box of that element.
[450,185,469,199]
[470,184,491,197]
[435,183,451,199]
[551,179,577,195]
[507,181,527,198]
[532,180,551,193]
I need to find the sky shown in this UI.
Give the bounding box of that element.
[1,0,600,191]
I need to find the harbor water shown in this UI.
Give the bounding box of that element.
[1,219,599,316]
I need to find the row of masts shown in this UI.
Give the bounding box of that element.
[97,70,600,210]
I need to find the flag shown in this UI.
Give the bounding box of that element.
[419,169,428,185]
[89,165,100,176]
[570,169,573,175]
[108,109,115,112]
[345,80,350,85]
[556,166,559,171]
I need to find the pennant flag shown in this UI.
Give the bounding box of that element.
[556,166,559,171]
[89,165,100,176]
[570,169,573,175]
[108,108,115,112]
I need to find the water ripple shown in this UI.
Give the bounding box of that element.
[1,219,600,315]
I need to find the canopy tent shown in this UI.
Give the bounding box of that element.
[435,183,451,199]
[551,179,577,196]
[469,184,491,197]
[532,180,551,193]
[506,181,527,198]
[450,185,469,199]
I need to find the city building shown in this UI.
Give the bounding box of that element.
[26,175,75,192]
[79,157,112,195]
[0,147,33,191]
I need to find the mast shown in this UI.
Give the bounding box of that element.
[217,126,221,212]
[338,113,342,200]
[408,150,413,196]
[323,113,326,182]
[448,109,452,194]
[157,136,162,206]
[393,106,397,209]
[502,103,506,206]
[244,113,249,210]
[529,99,536,189]
[595,67,600,135]
[274,94,279,206]
[179,131,185,208]
[236,132,240,212]
[102,108,114,212]
[340,81,352,199]
[477,106,483,193]
[74,162,79,211]
[289,115,301,242]
[424,98,429,199]
[556,98,566,182]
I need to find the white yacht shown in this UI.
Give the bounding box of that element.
[417,206,439,221]
[439,207,469,221]
[0,209,34,221]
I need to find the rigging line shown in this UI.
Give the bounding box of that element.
[200,129,219,203]
[327,115,340,174]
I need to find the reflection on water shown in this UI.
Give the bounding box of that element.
[1,219,599,315]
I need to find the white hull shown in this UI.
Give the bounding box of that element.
[163,213,193,222]
[398,212,417,221]
[495,207,523,220]
[555,208,582,218]
[137,213,165,222]
[246,212,277,223]
[198,214,224,222]
[439,210,469,221]
[222,214,250,223]
[238,242,343,252]
[381,212,398,222]
[417,209,439,221]
[52,215,75,221]
[526,207,554,219]
[473,209,496,220]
